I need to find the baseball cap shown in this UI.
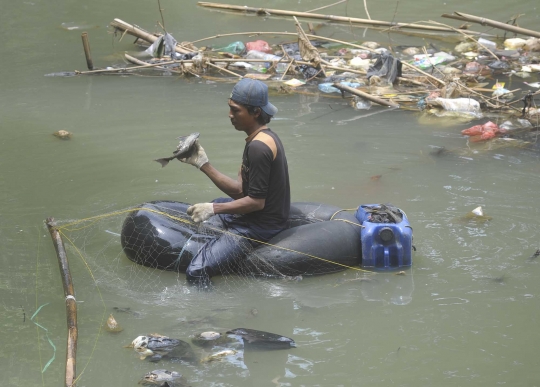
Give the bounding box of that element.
[230,78,278,116]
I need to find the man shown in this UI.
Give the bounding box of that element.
[178,78,290,286]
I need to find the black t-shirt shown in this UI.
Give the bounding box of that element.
[241,128,290,230]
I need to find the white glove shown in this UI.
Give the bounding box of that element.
[187,203,214,223]
[178,139,209,169]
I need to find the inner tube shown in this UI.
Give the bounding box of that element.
[120,201,362,277]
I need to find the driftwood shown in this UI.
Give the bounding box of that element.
[333,83,400,108]
[197,2,482,34]
[46,218,77,387]
[441,12,540,39]
[110,18,195,54]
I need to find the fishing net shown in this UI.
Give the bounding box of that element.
[51,201,364,302]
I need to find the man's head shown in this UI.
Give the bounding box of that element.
[229,78,277,126]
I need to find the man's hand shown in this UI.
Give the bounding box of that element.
[178,139,209,169]
[187,203,214,223]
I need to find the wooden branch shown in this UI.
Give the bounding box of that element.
[110,18,196,54]
[441,12,540,38]
[332,83,400,108]
[198,2,464,33]
[46,218,77,387]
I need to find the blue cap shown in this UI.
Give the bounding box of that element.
[230,78,278,116]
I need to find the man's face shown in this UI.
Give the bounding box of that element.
[228,99,258,132]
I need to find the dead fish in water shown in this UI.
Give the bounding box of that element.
[139,369,188,387]
[154,132,200,168]
[113,306,143,318]
[200,349,238,363]
[104,314,123,333]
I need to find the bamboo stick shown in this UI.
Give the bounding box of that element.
[124,53,184,74]
[441,12,540,38]
[110,18,195,54]
[46,218,77,387]
[198,2,467,33]
[81,33,94,70]
[332,83,400,108]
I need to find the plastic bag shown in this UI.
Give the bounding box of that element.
[145,33,177,58]
[213,41,246,55]
[246,40,273,54]
[318,82,362,94]
[367,54,402,84]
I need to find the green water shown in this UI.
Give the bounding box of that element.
[2,0,540,386]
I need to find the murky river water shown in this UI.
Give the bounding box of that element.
[2,0,540,386]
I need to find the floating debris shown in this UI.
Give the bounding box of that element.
[139,369,188,387]
[53,130,72,140]
[200,349,238,363]
[104,314,123,333]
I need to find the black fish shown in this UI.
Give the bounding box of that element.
[154,132,200,168]
[226,328,296,349]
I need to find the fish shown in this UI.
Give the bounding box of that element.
[154,132,200,168]
[139,369,188,386]
[200,349,238,363]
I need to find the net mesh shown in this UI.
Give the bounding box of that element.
[53,202,366,300]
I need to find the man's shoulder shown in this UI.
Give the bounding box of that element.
[251,130,277,160]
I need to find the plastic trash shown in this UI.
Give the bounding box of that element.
[213,41,246,55]
[454,41,476,53]
[504,38,527,49]
[244,50,288,73]
[524,37,540,51]
[431,97,481,113]
[412,52,455,69]
[145,33,177,58]
[488,60,510,70]
[461,121,506,141]
[367,53,402,84]
[245,40,272,54]
[318,82,362,94]
[477,38,497,51]
[349,57,370,70]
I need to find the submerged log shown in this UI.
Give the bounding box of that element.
[441,12,540,38]
[46,218,77,387]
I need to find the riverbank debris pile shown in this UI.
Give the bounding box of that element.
[54,3,540,143]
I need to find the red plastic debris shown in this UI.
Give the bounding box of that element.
[461,121,506,142]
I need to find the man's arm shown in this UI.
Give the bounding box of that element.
[214,195,265,214]
[200,162,244,200]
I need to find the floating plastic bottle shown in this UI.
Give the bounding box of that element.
[244,50,288,73]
